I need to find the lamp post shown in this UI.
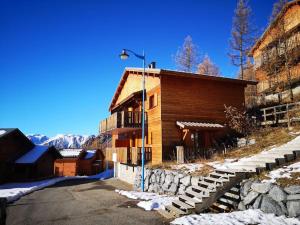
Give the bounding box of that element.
[120,49,146,192]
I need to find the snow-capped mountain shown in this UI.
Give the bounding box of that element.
[27,134,95,149]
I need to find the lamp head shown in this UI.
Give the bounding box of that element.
[120,49,129,60]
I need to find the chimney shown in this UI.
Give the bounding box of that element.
[148,62,156,69]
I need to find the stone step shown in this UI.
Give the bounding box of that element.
[217,197,236,207]
[165,205,187,217]
[179,195,202,207]
[198,180,217,189]
[236,161,268,167]
[185,189,206,199]
[172,200,195,213]
[205,176,229,184]
[157,209,175,219]
[210,172,232,179]
[223,192,240,201]
[262,152,295,160]
[225,164,259,172]
[256,156,286,165]
[215,169,236,176]
[227,187,240,195]
[191,185,213,195]
[211,202,230,212]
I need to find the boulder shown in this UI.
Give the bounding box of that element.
[238,201,246,211]
[191,176,200,186]
[251,182,273,194]
[180,175,191,186]
[268,186,287,202]
[160,172,165,184]
[173,174,180,185]
[164,174,173,186]
[287,194,300,201]
[287,200,300,217]
[260,195,284,216]
[178,185,186,195]
[162,183,169,192]
[168,183,178,194]
[284,186,300,195]
[241,180,253,197]
[279,201,288,216]
[253,194,262,209]
[243,191,260,205]
[150,174,156,183]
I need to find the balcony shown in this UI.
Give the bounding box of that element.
[100,111,147,134]
[105,147,152,165]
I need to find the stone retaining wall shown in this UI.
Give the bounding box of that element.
[133,167,202,195]
[239,179,300,218]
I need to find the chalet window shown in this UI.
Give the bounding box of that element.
[149,93,157,109]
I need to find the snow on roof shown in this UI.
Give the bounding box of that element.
[59,149,83,158]
[15,145,49,164]
[0,130,6,136]
[84,150,96,160]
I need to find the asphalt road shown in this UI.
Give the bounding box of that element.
[6,178,168,225]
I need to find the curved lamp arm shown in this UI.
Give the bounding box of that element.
[122,49,145,60]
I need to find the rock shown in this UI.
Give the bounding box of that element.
[284,186,300,195]
[162,183,169,192]
[287,201,300,217]
[148,184,155,192]
[173,174,180,185]
[180,175,191,186]
[287,194,300,201]
[268,186,287,202]
[191,176,200,186]
[241,180,253,197]
[243,191,260,205]
[168,183,178,194]
[251,182,272,194]
[178,185,186,195]
[150,174,156,183]
[160,172,165,184]
[164,174,173,186]
[253,194,262,209]
[279,201,288,216]
[238,201,246,211]
[260,195,284,216]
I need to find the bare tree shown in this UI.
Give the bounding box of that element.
[269,0,289,23]
[229,0,255,79]
[175,35,199,72]
[197,54,221,76]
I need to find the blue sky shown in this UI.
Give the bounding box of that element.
[0,0,277,136]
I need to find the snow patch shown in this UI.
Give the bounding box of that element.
[263,162,300,183]
[84,150,96,159]
[171,209,300,225]
[59,149,83,157]
[171,163,204,173]
[115,190,176,211]
[0,130,7,136]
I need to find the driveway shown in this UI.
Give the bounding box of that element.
[6,178,167,225]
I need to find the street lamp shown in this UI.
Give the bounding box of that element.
[120,49,146,192]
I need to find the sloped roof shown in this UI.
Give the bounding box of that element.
[59,149,83,158]
[84,150,97,160]
[0,128,18,138]
[15,145,50,164]
[249,0,300,55]
[109,68,257,111]
[176,121,224,129]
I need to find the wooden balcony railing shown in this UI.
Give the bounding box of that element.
[105,147,152,165]
[100,111,147,133]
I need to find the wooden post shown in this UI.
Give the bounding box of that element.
[287,103,290,129]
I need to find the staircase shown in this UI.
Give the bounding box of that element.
[158,147,300,219]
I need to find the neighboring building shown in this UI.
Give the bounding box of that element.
[249,0,300,102]
[54,149,103,176]
[100,68,255,166]
[0,128,61,182]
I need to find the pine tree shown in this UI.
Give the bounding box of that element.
[197,55,221,76]
[229,0,255,79]
[175,35,199,72]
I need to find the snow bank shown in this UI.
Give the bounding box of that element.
[115,190,176,211]
[0,169,113,203]
[263,162,300,183]
[171,209,300,225]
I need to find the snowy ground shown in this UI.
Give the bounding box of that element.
[0,169,113,203]
[263,161,300,183]
[171,163,204,173]
[171,209,300,225]
[115,190,176,211]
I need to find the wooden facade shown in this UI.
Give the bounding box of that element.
[250,0,300,96]
[100,68,254,164]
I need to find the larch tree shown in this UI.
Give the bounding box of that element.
[229,0,255,80]
[269,0,289,23]
[197,55,221,76]
[174,35,199,73]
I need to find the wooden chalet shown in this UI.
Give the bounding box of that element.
[0,128,61,182]
[100,68,255,165]
[249,0,300,98]
[54,149,104,176]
